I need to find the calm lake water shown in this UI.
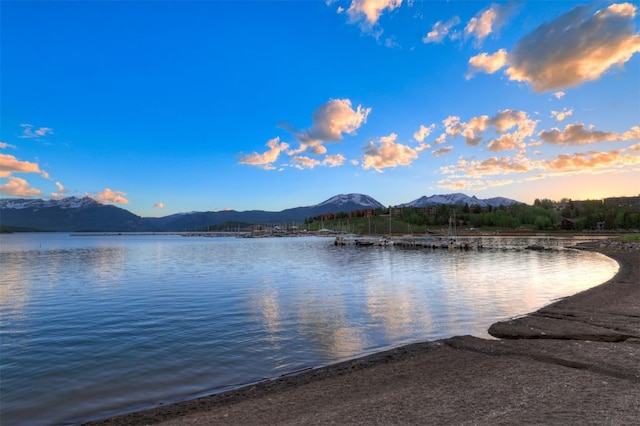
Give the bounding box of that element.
[0,233,618,425]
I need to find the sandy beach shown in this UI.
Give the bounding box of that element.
[85,242,639,425]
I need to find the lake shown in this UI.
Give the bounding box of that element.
[0,233,618,425]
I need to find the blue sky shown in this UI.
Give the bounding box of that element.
[2,0,639,217]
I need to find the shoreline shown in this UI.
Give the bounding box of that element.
[84,243,639,425]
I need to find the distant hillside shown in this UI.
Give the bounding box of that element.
[0,193,525,232]
[0,196,147,232]
[0,193,386,232]
[145,193,385,231]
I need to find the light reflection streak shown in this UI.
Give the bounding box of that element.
[295,294,367,360]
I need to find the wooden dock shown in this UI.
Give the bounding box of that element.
[334,235,573,251]
[334,235,483,250]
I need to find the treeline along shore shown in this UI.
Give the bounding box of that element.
[84,239,639,425]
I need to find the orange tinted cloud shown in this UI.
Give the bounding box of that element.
[464,3,515,46]
[505,3,640,92]
[487,134,523,152]
[440,110,537,151]
[551,108,574,122]
[0,153,49,178]
[282,99,370,155]
[542,149,640,173]
[94,188,129,204]
[0,176,43,196]
[539,124,639,145]
[465,7,497,45]
[432,146,453,157]
[423,16,461,43]
[345,0,402,29]
[438,177,516,191]
[239,137,290,170]
[467,49,508,78]
[323,154,346,167]
[291,156,321,170]
[363,133,418,172]
[289,153,346,170]
[413,124,435,143]
[441,156,533,177]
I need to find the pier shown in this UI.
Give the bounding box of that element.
[334,234,577,251]
[334,235,483,250]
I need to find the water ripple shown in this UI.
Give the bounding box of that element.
[0,234,618,425]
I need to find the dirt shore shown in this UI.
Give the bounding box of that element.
[85,243,639,425]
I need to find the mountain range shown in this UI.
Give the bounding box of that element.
[0,193,520,232]
[399,193,519,208]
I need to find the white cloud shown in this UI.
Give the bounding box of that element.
[423,16,461,43]
[383,36,400,48]
[553,91,566,100]
[51,181,69,199]
[19,124,53,139]
[154,202,165,209]
[0,142,17,149]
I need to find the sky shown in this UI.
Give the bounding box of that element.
[1,0,639,217]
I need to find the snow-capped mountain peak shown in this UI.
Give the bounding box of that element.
[314,193,384,209]
[399,193,520,208]
[0,196,100,210]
